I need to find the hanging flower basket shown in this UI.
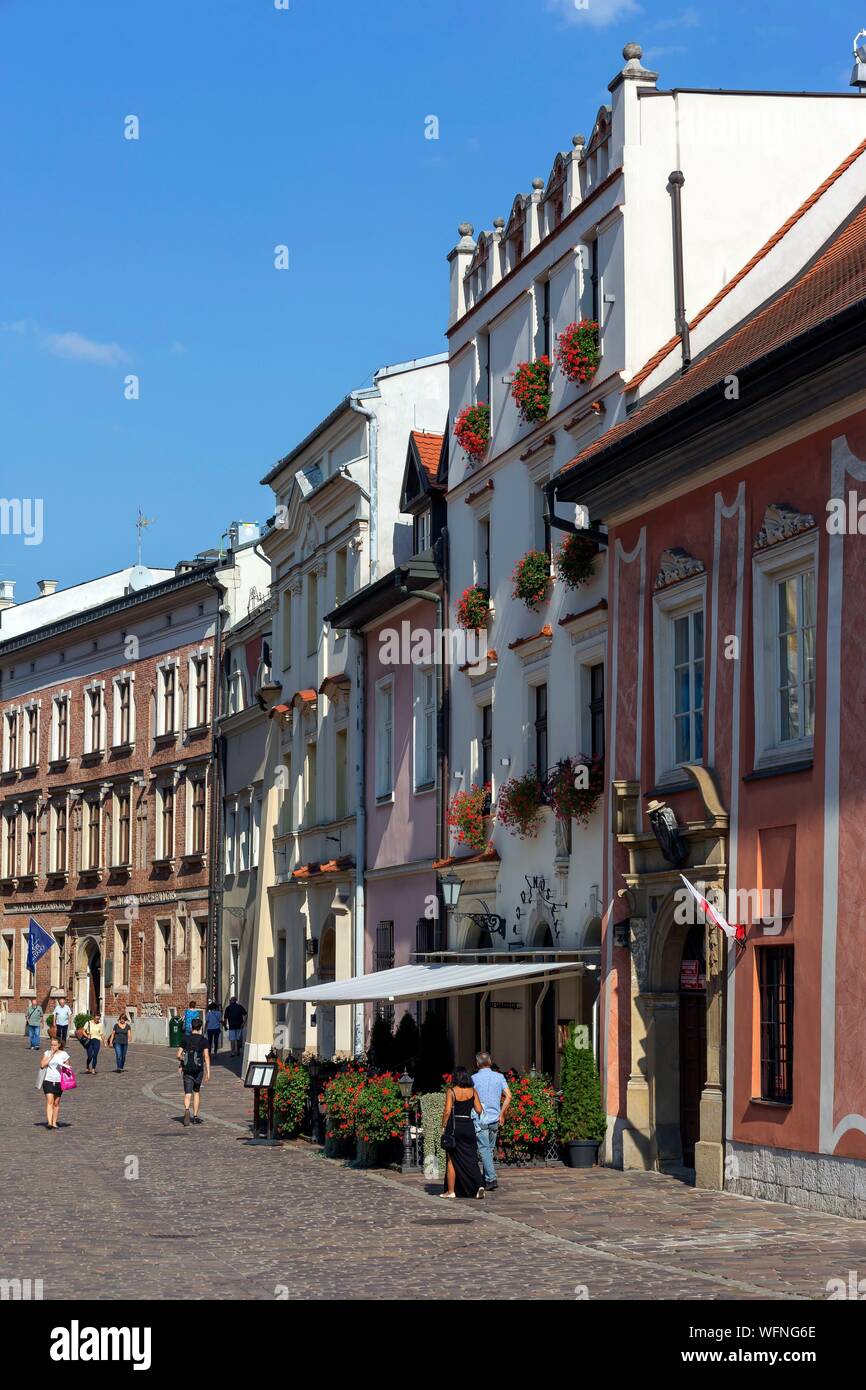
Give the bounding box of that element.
[496,769,545,839]
[556,532,597,592]
[545,755,604,825]
[511,549,551,610]
[511,357,551,424]
[455,585,490,630]
[454,402,491,463]
[555,319,600,385]
[447,782,491,851]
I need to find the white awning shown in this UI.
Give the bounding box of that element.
[265,959,583,1006]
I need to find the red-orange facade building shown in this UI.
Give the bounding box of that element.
[552,198,866,1215]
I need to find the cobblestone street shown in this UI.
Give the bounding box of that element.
[3,1037,866,1302]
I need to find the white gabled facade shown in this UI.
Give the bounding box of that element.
[244,355,447,1064]
[442,41,866,1077]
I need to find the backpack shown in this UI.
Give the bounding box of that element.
[182,1042,204,1076]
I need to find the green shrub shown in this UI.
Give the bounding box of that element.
[73,1013,91,1030]
[558,1025,606,1143]
[270,1060,310,1138]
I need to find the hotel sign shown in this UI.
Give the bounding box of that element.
[3,901,73,915]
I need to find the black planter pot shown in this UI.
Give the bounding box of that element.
[564,1139,600,1169]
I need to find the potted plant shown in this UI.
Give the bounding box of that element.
[545,755,604,825]
[351,1073,405,1168]
[454,402,490,463]
[559,1024,606,1168]
[496,769,545,839]
[269,1059,311,1139]
[447,782,491,851]
[511,357,551,424]
[496,1070,557,1165]
[555,319,600,385]
[511,550,551,610]
[455,585,490,630]
[556,532,597,592]
[322,1065,365,1158]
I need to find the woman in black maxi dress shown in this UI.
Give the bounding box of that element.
[441,1067,485,1198]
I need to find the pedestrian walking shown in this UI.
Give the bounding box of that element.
[24,998,44,1050]
[108,1011,133,1071]
[223,997,247,1057]
[440,1066,486,1200]
[177,1017,210,1127]
[52,996,72,1043]
[183,999,202,1033]
[471,1052,512,1191]
[39,1037,73,1130]
[82,1012,104,1074]
[205,1001,221,1056]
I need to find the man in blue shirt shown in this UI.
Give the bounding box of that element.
[472,1052,511,1191]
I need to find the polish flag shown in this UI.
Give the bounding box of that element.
[679,875,743,942]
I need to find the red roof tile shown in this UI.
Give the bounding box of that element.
[291,855,354,880]
[433,847,500,870]
[291,688,317,707]
[411,430,444,483]
[508,624,553,651]
[560,202,866,481]
[626,136,866,392]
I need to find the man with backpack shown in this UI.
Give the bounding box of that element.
[177,1016,210,1127]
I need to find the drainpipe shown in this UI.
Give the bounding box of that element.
[668,170,691,371]
[398,584,445,870]
[205,570,226,1005]
[351,628,366,1057]
[349,397,379,582]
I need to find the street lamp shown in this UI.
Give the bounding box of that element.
[398,1070,415,1172]
[440,872,462,910]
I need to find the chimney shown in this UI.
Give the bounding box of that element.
[447,223,476,327]
[37,579,58,596]
[0,580,15,611]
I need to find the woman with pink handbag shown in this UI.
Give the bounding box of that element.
[39,1037,74,1129]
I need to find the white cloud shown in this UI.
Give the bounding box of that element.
[42,331,129,366]
[546,0,642,30]
[654,7,700,30]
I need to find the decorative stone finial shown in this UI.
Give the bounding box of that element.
[458,222,474,238]
[493,217,505,229]
[532,177,544,191]
[572,134,585,147]
[623,42,642,61]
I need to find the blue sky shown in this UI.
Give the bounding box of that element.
[0,0,859,597]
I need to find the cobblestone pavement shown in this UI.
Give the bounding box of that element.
[3,1036,865,1301]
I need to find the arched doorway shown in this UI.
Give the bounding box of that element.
[75,937,101,1016]
[317,922,336,1061]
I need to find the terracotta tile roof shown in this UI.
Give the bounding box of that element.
[559,201,866,481]
[411,430,444,483]
[269,702,291,720]
[318,673,351,695]
[291,855,354,880]
[291,688,317,707]
[559,599,608,626]
[433,847,500,870]
[508,624,553,651]
[626,136,866,392]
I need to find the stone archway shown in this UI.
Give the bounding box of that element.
[74,936,101,1017]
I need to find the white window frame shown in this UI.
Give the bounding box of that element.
[2,807,18,878]
[652,575,706,784]
[572,629,607,759]
[191,916,208,989]
[23,702,40,769]
[413,665,436,791]
[156,660,179,737]
[114,922,131,990]
[155,783,175,862]
[112,784,133,867]
[155,917,173,990]
[50,693,71,762]
[187,650,211,730]
[187,775,207,857]
[239,798,251,872]
[20,926,36,995]
[3,707,20,772]
[415,510,432,556]
[304,739,318,825]
[83,682,106,755]
[375,676,395,801]
[0,930,14,995]
[51,931,65,990]
[752,530,818,769]
[334,725,349,820]
[22,801,39,877]
[225,801,237,877]
[111,672,136,749]
[252,792,262,867]
[281,591,293,673]
[50,798,69,874]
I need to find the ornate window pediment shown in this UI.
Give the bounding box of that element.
[755,503,816,550]
[654,547,706,591]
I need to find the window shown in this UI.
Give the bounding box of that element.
[52,801,68,873]
[306,572,318,656]
[480,702,493,787]
[84,686,104,754]
[281,592,292,672]
[589,663,605,760]
[20,927,35,993]
[335,728,348,820]
[193,918,207,988]
[3,810,17,877]
[116,924,130,988]
[334,547,348,606]
[252,793,262,867]
[533,481,551,557]
[156,920,172,988]
[25,706,39,767]
[758,947,794,1105]
[158,785,174,860]
[278,755,292,835]
[414,667,436,789]
[533,683,548,774]
[475,515,490,590]
[375,680,394,799]
[52,931,65,989]
[52,695,69,761]
[115,787,131,865]
[304,740,317,825]
[753,537,817,767]
[477,331,491,406]
[82,799,101,870]
[537,278,552,358]
[1,933,13,992]
[414,510,431,556]
[114,677,133,747]
[190,780,206,856]
[5,710,18,771]
[160,665,176,734]
[193,657,209,728]
[375,921,395,1022]
[776,570,815,745]
[239,801,250,871]
[225,804,237,876]
[653,579,706,779]
[24,806,37,876]
[229,939,239,998]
